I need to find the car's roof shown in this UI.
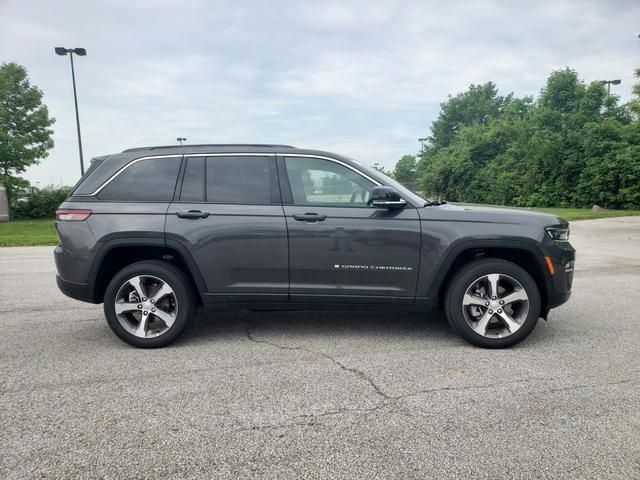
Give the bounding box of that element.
[121,144,297,153]
[112,144,346,159]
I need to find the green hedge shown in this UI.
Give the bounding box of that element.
[12,186,71,219]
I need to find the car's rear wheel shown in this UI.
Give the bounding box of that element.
[103,261,196,348]
[444,258,541,348]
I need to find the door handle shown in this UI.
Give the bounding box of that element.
[176,210,210,219]
[293,213,327,222]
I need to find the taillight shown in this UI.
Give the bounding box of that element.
[56,209,92,221]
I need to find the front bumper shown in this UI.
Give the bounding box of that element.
[543,238,575,311]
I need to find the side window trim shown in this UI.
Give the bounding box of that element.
[267,157,281,205]
[203,155,208,201]
[276,156,293,204]
[173,155,187,202]
[281,155,381,208]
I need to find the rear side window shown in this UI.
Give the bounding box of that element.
[97,157,182,202]
[179,156,278,204]
[180,157,205,202]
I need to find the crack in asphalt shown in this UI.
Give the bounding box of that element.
[314,351,391,399]
[235,420,322,433]
[244,320,390,400]
[541,378,636,393]
[242,318,640,427]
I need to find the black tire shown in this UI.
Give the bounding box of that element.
[444,258,541,348]
[103,260,196,348]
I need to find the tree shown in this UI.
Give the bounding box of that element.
[0,62,55,203]
[628,68,640,117]
[416,82,513,197]
[425,82,512,151]
[393,155,417,182]
[371,163,392,176]
[414,67,639,209]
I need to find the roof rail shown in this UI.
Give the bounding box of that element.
[122,144,296,153]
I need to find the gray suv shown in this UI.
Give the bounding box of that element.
[54,144,575,348]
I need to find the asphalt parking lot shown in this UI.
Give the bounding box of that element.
[1,217,639,479]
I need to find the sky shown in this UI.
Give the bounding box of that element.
[1,0,639,187]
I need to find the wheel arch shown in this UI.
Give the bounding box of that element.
[429,239,551,316]
[90,238,206,305]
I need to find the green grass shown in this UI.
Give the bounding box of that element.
[1,208,640,246]
[0,219,58,247]
[530,208,640,221]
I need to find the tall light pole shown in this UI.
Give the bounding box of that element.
[418,137,427,154]
[599,79,621,95]
[55,47,87,175]
[177,137,187,146]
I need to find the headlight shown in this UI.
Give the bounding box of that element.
[545,226,570,241]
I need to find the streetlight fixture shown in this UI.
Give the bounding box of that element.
[55,47,87,175]
[177,137,187,146]
[418,137,427,153]
[599,79,621,95]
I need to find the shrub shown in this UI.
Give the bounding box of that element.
[12,186,71,219]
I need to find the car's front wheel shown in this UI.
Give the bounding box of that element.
[103,260,196,348]
[444,258,541,348]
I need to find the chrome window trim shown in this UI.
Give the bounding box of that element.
[79,153,277,197]
[279,154,381,186]
[78,152,379,197]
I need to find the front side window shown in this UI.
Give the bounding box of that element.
[179,156,277,204]
[98,157,181,202]
[284,157,375,207]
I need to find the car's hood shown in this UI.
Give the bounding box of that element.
[429,202,567,227]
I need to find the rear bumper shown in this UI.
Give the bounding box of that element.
[54,244,97,303]
[56,274,97,303]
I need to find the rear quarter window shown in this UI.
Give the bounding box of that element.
[69,158,104,195]
[97,157,182,202]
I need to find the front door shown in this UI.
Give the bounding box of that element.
[165,154,288,303]
[280,155,421,303]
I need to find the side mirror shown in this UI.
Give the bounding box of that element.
[368,186,407,209]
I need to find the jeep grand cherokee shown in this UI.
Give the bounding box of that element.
[54,144,575,348]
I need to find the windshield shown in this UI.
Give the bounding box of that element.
[353,160,430,206]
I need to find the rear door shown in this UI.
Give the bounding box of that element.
[279,155,421,303]
[165,154,288,303]
[91,155,183,242]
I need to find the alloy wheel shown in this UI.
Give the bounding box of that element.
[114,275,178,338]
[461,273,529,338]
